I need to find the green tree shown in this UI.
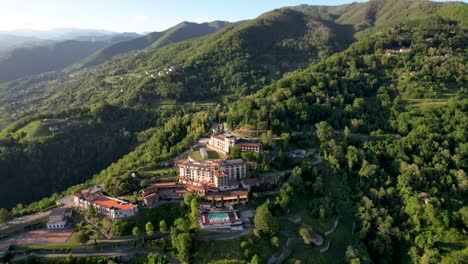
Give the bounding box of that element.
[260,131,274,148]
[271,236,280,248]
[315,121,333,142]
[280,132,291,150]
[145,221,154,236]
[132,226,140,237]
[190,198,199,219]
[299,226,312,245]
[251,254,261,264]
[75,230,90,244]
[184,193,194,207]
[230,145,241,159]
[147,252,167,264]
[159,220,167,233]
[87,203,97,218]
[0,208,12,224]
[254,200,278,235]
[170,218,192,263]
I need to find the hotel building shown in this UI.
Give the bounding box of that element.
[178,158,247,192]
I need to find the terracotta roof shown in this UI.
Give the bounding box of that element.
[144,193,158,199]
[92,196,136,211]
[153,182,178,188]
[214,171,228,178]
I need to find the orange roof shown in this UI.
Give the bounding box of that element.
[214,171,228,178]
[93,196,136,211]
[153,182,177,188]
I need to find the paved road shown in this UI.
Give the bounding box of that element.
[0,211,50,234]
[12,248,180,264]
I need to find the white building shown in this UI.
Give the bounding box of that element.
[208,134,236,153]
[73,192,138,220]
[208,134,261,154]
[47,208,73,229]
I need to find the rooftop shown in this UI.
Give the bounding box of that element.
[206,190,248,199]
[241,178,259,185]
[211,134,236,141]
[49,208,72,218]
[77,193,137,211]
[93,196,136,210]
[153,181,178,188]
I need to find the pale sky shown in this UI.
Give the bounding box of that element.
[0,0,464,33]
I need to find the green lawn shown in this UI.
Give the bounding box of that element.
[189,149,226,161]
[13,120,50,140]
[136,203,186,230]
[141,167,178,180]
[193,237,245,264]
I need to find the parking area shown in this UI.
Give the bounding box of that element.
[0,229,74,247]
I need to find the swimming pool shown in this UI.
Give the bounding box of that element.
[208,213,229,222]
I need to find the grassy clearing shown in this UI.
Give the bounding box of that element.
[402,85,465,108]
[135,203,186,230]
[189,149,226,161]
[20,242,86,251]
[193,236,245,264]
[141,167,178,180]
[13,120,50,139]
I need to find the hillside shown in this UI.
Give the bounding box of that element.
[81,21,230,67]
[2,0,466,127]
[0,35,137,83]
[223,17,467,263]
[0,1,466,262]
[3,7,356,120]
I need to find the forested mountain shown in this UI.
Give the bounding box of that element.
[0,35,138,83]
[81,21,231,67]
[0,34,50,52]
[0,1,466,261]
[0,7,358,125]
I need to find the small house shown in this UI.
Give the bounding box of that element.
[47,208,73,229]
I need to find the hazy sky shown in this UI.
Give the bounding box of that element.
[0,0,465,33]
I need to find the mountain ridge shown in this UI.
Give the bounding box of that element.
[80,21,231,68]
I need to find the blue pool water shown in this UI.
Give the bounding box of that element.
[208,213,229,221]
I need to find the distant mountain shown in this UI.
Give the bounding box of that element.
[0,28,117,40]
[0,35,138,83]
[81,21,231,67]
[0,34,53,51]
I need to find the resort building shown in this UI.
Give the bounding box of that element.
[141,181,186,205]
[208,134,236,153]
[205,190,249,206]
[241,178,260,189]
[236,142,262,153]
[73,192,138,220]
[198,210,243,230]
[143,193,158,206]
[47,208,73,229]
[208,134,261,154]
[178,159,247,192]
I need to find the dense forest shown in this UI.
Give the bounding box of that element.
[0,0,466,263]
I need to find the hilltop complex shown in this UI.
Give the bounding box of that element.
[178,158,248,193]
